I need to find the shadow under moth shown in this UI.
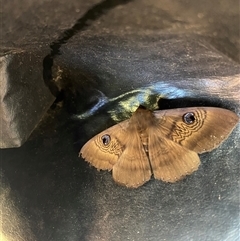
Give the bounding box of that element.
[80,106,239,188]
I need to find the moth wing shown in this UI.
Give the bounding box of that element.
[153,107,239,153]
[148,128,200,182]
[112,132,152,188]
[80,120,129,170]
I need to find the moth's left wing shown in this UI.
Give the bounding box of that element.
[153,107,239,153]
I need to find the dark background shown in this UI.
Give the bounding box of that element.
[1,0,239,240]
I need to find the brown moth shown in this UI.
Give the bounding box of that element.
[80,106,239,188]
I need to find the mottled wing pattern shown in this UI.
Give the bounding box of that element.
[80,120,129,170]
[153,107,239,153]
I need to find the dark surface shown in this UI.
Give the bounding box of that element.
[1,0,240,240]
[0,50,55,148]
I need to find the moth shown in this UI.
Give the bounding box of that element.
[80,106,239,188]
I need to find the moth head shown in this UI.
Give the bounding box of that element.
[183,112,196,124]
[101,134,111,146]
